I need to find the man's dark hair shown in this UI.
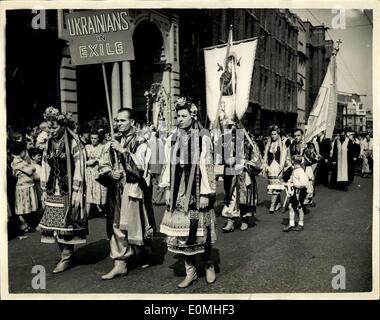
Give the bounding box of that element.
[118,107,135,120]
[25,127,33,135]
[90,130,104,141]
[293,128,304,136]
[28,147,42,158]
[175,104,191,113]
[77,123,91,135]
[10,141,27,156]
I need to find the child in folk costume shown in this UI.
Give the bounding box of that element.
[159,97,217,288]
[262,125,287,214]
[10,141,38,235]
[283,155,309,232]
[37,107,87,274]
[85,131,107,216]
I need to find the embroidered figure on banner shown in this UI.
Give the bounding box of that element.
[218,52,241,122]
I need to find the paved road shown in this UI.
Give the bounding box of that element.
[7,174,373,294]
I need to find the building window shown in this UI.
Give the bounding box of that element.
[173,25,178,62]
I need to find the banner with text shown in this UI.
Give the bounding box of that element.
[65,10,135,65]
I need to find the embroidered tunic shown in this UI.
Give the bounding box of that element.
[38,131,87,244]
[98,130,155,245]
[221,136,261,219]
[263,140,287,195]
[159,130,216,255]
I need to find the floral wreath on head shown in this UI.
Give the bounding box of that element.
[174,96,198,119]
[268,124,280,134]
[43,107,75,128]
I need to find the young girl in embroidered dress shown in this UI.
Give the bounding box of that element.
[10,141,38,235]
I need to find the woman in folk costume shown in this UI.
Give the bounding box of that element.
[262,125,287,214]
[329,130,353,191]
[159,97,217,288]
[85,130,107,216]
[221,125,262,232]
[37,107,87,274]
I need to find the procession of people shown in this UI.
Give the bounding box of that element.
[6,98,373,288]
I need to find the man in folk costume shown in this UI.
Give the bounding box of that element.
[289,128,306,158]
[98,108,155,280]
[220,123,261,232]
[286,128,305,182]
[289,128,319,205]
[159,97,217,288]
[330,130,354,191]
[302,141,322,205]
[38,107,87,274]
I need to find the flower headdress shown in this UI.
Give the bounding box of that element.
[174,96,198,119]
[268,124,280,134]
[43,107,74,128]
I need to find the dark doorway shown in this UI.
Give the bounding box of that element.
[131,21,165,125]
[76,63,109,124]
[6,10,63,132]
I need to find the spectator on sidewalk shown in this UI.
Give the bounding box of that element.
[10,141,38,236]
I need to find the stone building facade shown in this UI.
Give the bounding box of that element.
[6,9,334,135]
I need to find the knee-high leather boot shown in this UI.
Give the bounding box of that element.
[178,257,198,288]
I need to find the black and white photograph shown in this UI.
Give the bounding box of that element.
[1,0,378,300]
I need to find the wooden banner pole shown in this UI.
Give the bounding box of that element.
[101,63,120,170]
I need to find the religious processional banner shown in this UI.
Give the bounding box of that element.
[305,54,338,142]
[204,37,258,124]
